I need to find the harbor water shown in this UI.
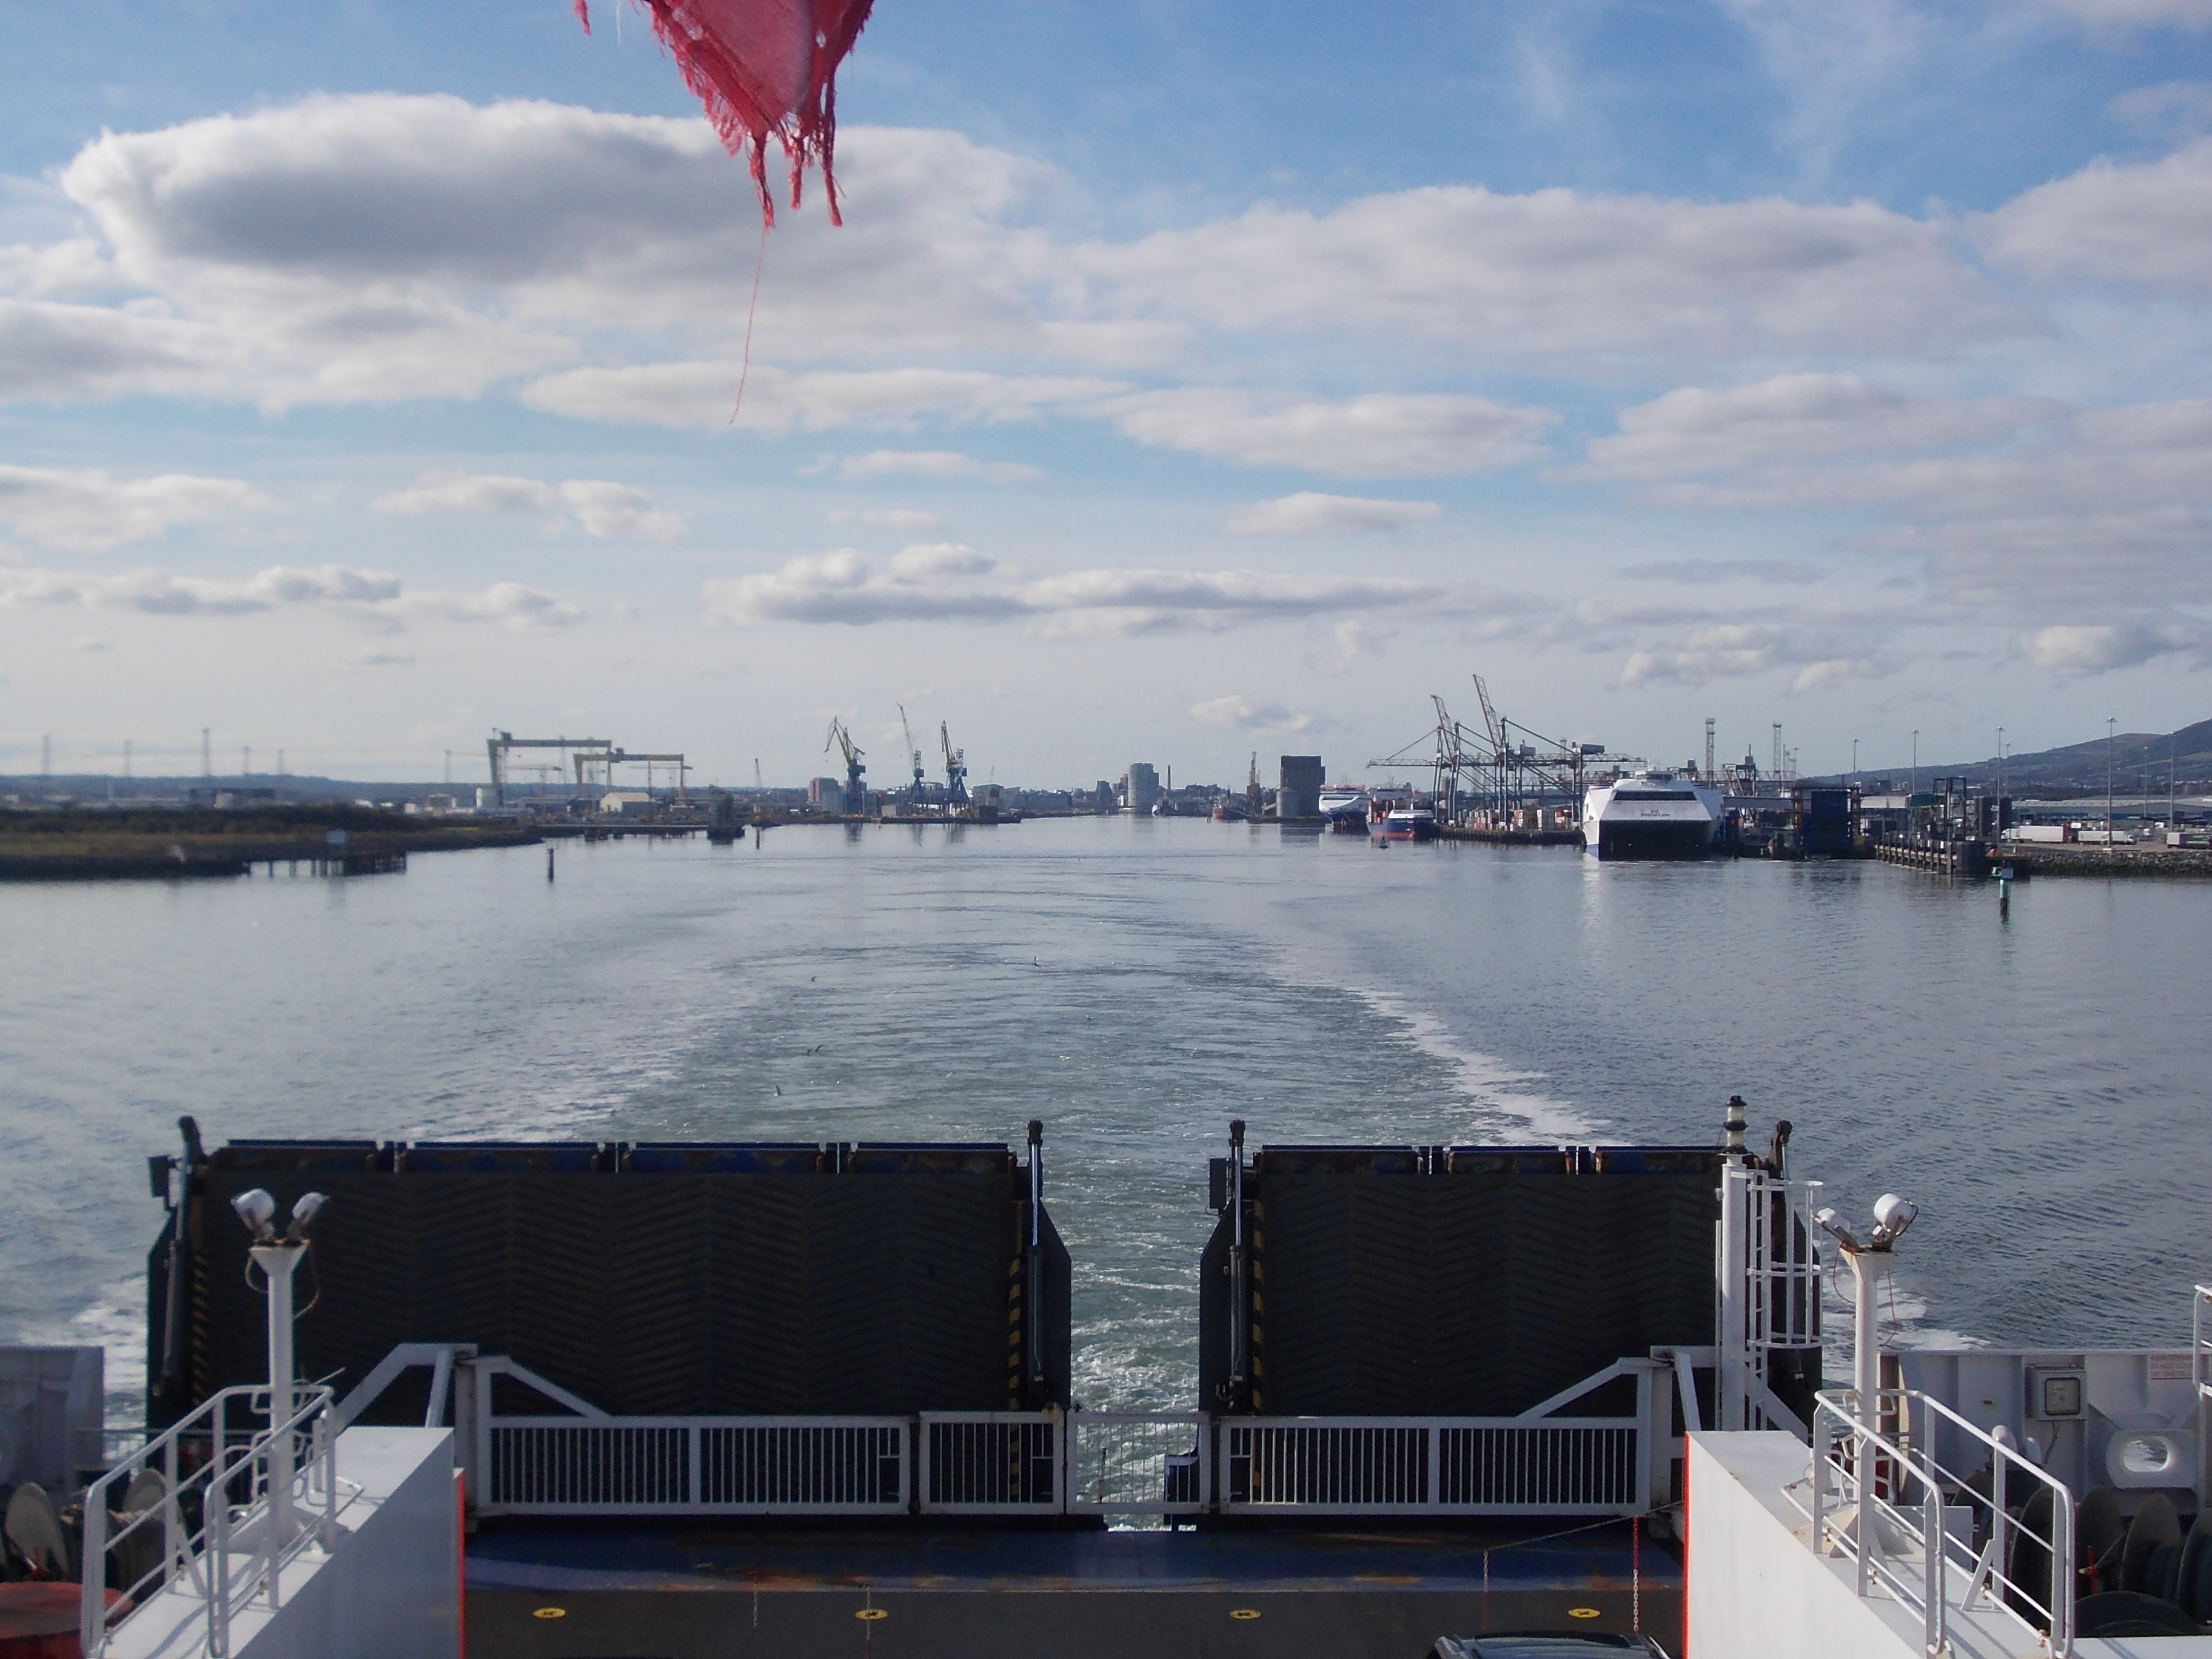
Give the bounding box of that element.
[2,816,2204,1421]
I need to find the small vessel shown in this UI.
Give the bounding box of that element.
[1379,806,1436,841]
[1318,785,1370,833]
[1581,769,1723,859]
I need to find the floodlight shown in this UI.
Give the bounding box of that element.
[231,1188,277,1242]
[1813,1205,1865,1252]
[284,1191,329,1241]
[1871,1193,1917,1245]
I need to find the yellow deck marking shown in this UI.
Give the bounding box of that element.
[1230,1607,1262,1620]
[856,1607,889,1621]
[532,1607,566,1620]
[1568,1606,1602,1618]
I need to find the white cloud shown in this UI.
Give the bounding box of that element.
[1786,656,1892,692]
[1976,138,2212,292]
[523,363,1124,433]
[2044,0,2212,28]
[1569,384,2212,619]
[1569,374,2061,497]
[1190,695,1314,734]
[2016,620,2204,673]
[0,300,228,403]
[35,98,1154,409]
[703,548,1438,634]
[1868,505,2212,608]
[403,581,585,632]
[703,546,1025,625]
[0,559,581,632]
[826,507,943,531]
[2108,80,2212,140]
[1107,390,1556,478]
[1709,0,1934,187]
[834,450,1039,481]
[1222,493,1442,535]
[1316,617,1396,672]
[1618,622,1900,692]
[1620,558,1823,585]
[0,560,398,615]
[0,464,273,551]
[4,90,2034,431]
[374,471,686,540]
[1087,184,2009,358]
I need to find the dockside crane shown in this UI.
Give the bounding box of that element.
[940,722,969,807]
[897,703,926,804]
[486,731,611,806]
[825,718,866,816]
[1369,672,1631,827]
[1245,752,1262,819]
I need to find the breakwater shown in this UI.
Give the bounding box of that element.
[1993,842,2212,878]
[0,806,539,881]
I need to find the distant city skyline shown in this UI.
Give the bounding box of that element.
[5,2,2212,784]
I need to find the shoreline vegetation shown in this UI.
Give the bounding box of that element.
[0,805,541,881]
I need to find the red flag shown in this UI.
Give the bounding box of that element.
[576,0,876,225]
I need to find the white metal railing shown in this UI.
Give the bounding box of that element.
[918,1412,1061,1513]
[1222,1416,1644,1515]
[1067,1413,1210,1516]
[478,1416,910,1516]
[700,1421,907,1509]
[2193,1284,2212,1501]
[340,1344,1658,1521]
[1794,1387,2074,1658]
[79,1384,357,1659]
[457,1350,899,1518]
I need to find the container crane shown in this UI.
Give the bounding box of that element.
[940,722,969,807]
[897,704,926,804]
[1371,672,1638,826]
[825,718,866,816]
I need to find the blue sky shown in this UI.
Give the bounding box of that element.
[5,0,2212,785]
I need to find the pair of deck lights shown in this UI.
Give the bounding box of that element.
[230,1187,328,1244]
[1814,1191,1919,1254]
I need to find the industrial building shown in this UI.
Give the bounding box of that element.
[1278,755,1322,820]
[1126,762,1159,814]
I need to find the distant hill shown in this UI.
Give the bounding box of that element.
[1852,718,2212,797]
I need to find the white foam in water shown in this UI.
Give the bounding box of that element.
[1324,977,1599,1141]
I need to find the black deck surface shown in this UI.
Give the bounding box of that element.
[463,1523,1680,1659]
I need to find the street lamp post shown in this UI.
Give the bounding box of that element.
[2108,717,2117,855]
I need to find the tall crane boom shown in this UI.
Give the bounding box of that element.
[897,703,925,801]
[825,718,866,816]
[940,722,969,806]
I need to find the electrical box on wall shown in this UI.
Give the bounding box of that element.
[2028,1366,2087,1420]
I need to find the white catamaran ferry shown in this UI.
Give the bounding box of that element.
[1581,770,1726,860]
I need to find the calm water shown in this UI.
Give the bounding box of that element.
[3,818,2205,1421]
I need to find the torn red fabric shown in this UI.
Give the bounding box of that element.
[574,0,876,226]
